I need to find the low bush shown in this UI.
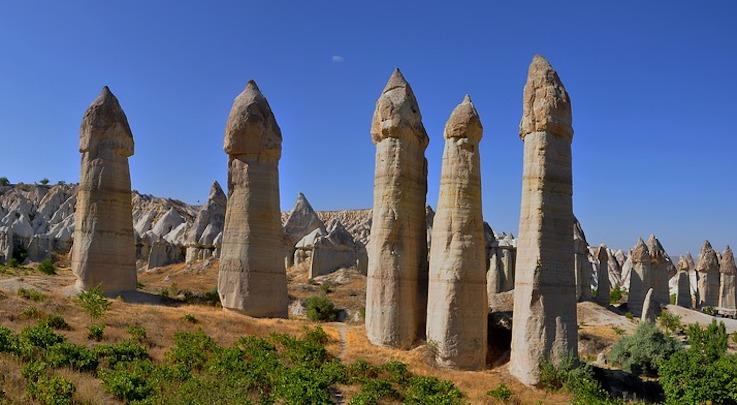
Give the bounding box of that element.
[21,306,45,320]
[608,321,681,376]
[540,356,622,405]
[76,287,110,320]
[305,295,337,322]
[486,383,513,402]
[44,314,70,330]
[127,324,147,342]
[182,313,197,323]
[99,364,154,402]
[609,287,624,304]
[659,321,737,404]
[87,324,105,341]
[17,323,66,359]
[22,361,76,405]
[95,340,149,369]
[45,342,99,372]
[404,375,464,405]
[167,330,219,371]
[37,259,56,275]
[657,310,682,335]
[17,288,45,302]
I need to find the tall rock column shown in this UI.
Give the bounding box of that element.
[510,56,578,385]
[71,87,137,294]
[647,235,670,306]
[217,81,288,318]
[696,240,720,308]
[365,69,429,348]
[595,245,610,306]
[426,96,487,370]
[718,246,736,310]
[574,219,592,301]
[675,257,692,308]
[627,239,652,316]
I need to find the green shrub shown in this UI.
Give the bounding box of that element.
[0,177,9,186]
[95,340,149,369]
[486,383,513,402]
[18,323,65,358]
[38,178,49,185]
[608,321,681,376]
[382,360,409,384]
[21,306,45,320]
[609,287,624,304]
[305,295,337,322]
[349,379,397,404]
[76,287,110,320]
[99,365,154,402]
[658,310,682,335]
[404,375,464,405]
[182,313,197,323]
[669,293,676,305]
[127,324,147,342]
[346,359,380,383]
[702,306,717,316]
[167,330,219,371]
[18,288,45,302]
[22,362,76,405]
[6,257,18,267]
[88,324,105,341]
[624,312,633,320]
[45,342,99,372]
[0,326,18,353]
[659,321,737,404]
[37,259,56,275]
[44,314,70,330]
[539,357,621,405]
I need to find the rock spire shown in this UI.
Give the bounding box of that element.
[217,80,288,317]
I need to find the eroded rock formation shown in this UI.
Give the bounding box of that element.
[676,257,692,308]
[696,240,720,308]
[185,181,226,263]
[596,245,610,306]
[426,96,487,369]
[71,87,137,294]
[365,69,429,348]
[510,56,578,385]
[217,81,288,318]
[646,235,670,306]
[627,239,652,316]
[719,246,736,310]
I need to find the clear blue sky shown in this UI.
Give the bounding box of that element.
[1,1,735,255]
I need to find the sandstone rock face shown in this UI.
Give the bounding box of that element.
[217,81,288,318]
[310,220,367,278]
[510,56,578,386]
[284,193,326,246]
[574,218,592,301]
[426,96,487,370]
[719,246,736,310]
[607,249,623,289]
[675,257,692,307]
[185,181,226,263]
[0,228,13,263]
[627,239,652,317]
[596,245,610,306]
[365,69,429,349]
[71,87,137,294]
[640,288,658,323]
[646,235,670,306]
[696,240,720,308]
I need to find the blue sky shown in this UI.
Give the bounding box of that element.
[0,1,735,255]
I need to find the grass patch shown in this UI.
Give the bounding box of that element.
[17,288,45,302]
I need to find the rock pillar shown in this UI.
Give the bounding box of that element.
[627,239,652,317]
[71,87,137,294]
[365,69,429,348]
[696,240,720,309]
[719,246,736,310]
[675,257,692,308]
[510,56,578,386]
[647,235,671,306]
[596,245,610,306]
[426,96,487,370]
[217,81,288,318]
